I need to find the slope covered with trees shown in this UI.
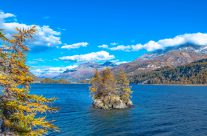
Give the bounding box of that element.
[90,68,132,110]
[130,59,207,84]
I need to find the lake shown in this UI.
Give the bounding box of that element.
[31,84,207,136]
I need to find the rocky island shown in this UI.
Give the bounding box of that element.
[90,68,133,110]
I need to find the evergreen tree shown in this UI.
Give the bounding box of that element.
[117,70,132,103]
[0,27,58,135]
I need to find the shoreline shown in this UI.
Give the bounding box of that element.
[135,84,207,86]
[32,83,207,86]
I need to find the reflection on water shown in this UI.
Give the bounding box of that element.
[31,84,207,136]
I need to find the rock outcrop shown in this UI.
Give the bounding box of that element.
[0,132,16,136]
[93,95,133,110]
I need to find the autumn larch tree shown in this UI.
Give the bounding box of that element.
[0,27,58,135]
[102,68,117,97]
[90,69,103,99]
[117,70,133,105]
[90,68,133,110]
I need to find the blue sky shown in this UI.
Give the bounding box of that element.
[1,0,207,76]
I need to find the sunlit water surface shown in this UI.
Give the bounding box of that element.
[31,84,207,136]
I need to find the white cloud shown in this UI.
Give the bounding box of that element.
[61,42,88,49]
[0,11,61,47]
[99,33,207,52]
[31,65,78,77]
[143,41,163,51]
[59,51,115,62]
[144,33,207,51]
[131,44,143,51]
[0,11,15,20]
[110,45,131,51]
[98,44,108,49]
[115,61,128,65]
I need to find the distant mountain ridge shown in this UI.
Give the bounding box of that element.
[55,61,117,82]
[112,44,207,78]
[33,44,207,84]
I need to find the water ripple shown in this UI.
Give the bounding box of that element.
[31,84,207,136]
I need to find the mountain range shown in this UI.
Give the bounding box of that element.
[35,44,207,84]
[113,45,207,77]
[54,61,117,82]
[129,58,207,84]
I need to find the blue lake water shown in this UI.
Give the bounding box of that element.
[31,84,207,136]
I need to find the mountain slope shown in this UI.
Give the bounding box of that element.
[34,44,207,84]
[130,58,207,84]
[113,45,207,78]
[55,61,117,82]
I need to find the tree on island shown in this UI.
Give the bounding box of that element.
[90,68,133,110]
[90,70,103,99]
[117,70,133,105]
[0,27,58,135]
[102,68,117,97]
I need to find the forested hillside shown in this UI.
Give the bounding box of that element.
[130,59,207,84]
